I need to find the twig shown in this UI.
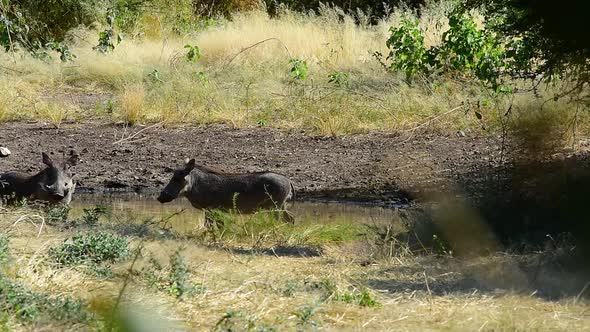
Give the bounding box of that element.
[423,271,433,302]
[11,214,46,237]
[574,281,590,304]
[108,242,144,330]
[396,105,465,145]
[404,105,465,133]
[0,5,16,64]
[112,121,164,145]
[0,65,23,74]
[223,38,292,69]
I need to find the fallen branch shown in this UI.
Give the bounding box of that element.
[223,38,292,69]
[112,121,164,145]
[404,105,465,133]
[395,105,465,145]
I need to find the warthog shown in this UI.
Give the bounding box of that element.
[157,159,295,223]
[0,151,79,205]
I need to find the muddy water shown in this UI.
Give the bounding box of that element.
[71,193,403,233]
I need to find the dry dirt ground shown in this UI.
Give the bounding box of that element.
[0,122,501,203]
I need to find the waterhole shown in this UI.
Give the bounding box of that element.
[71,193,406,235]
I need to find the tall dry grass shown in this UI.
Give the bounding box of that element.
[0,1,587,140]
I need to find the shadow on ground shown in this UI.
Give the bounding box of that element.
[366,250,590,301]
[223,245,324,257]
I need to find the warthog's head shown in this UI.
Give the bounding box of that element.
[158,158,196,203]
[37,151,79,203]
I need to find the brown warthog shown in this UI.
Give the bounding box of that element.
[0,151,79,205]
[157,159,295,223]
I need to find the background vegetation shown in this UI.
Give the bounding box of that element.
[0,0,587,140]
[1,1,590,329]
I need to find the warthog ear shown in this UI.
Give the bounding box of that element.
[184,158,196,172]
[41,152,54,167]
[65,150,79,168]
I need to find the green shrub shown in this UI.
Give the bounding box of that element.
[49,232,129,266]
[0,0,103,56]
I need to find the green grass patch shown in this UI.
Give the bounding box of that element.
[0,274,89,324]
[204,209,365,247]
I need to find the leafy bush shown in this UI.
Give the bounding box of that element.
[49,232,129,266]
[466,0,589,93]
[0,0,103,56]
[383,17,428,81]
[381,8,517,92]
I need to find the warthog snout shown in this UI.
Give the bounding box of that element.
[157,192,174,203]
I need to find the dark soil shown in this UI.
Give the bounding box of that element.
[3,122,590,256]
[0,122,501,203]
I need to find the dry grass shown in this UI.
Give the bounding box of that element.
[0,2,587,143]
[1,205,589,331]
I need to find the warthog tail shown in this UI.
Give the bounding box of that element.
[289,181,296,203]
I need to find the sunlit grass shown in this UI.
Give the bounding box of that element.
[1,203,589,331]
[0,2,588,141]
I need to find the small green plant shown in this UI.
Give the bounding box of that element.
[69,205,109,227]
[82,205,108,226]
[167,250,193,298]
[337,289,379,307]
[96,99,115,114]
[49,232,129,266]
[87,264,114,279]
[256,118,268,127]
[184,44,201,62]
[45,204,71,224]
[143,250,203,299]
[289,58,308,79]
[0,235,9,264]
[305,277,336,301]
[194,71,209,84]
[280,279,298,297]
[436,10,505,90]
[148,69,163,83]
[293,304,321,329]
[328,71,349,87]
